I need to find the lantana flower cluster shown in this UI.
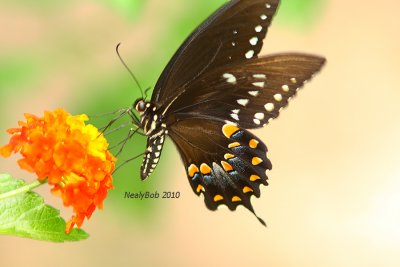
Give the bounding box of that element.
[0,109,115,233]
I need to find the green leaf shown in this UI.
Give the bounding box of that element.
[0,174,89,242]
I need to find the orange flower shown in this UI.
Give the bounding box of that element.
[0,108,115,233]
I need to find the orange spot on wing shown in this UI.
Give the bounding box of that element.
[252,157,263,166]
[221,161,233,172]
[222,124,239,138]
[228,142,240,148]
[214,195,224,202]
[188,164,199,177]
[224,153,235,160]
[249,139,259,149]
[243,186,253,193]
[232,196,241,202]
[250,174,261,181]
[200,163,212,175]
[196,184,205,193]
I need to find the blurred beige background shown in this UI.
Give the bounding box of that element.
[1,0,400,266]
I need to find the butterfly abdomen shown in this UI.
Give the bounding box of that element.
[139,102,167,180]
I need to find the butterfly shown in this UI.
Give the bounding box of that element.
[126,0,325,225]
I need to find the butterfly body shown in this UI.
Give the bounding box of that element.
[132,0,325,224]
[135,99,167,179]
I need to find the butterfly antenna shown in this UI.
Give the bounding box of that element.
[144,86,152,100]
[116,43,144,99]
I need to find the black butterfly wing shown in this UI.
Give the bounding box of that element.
[140,0,326,223]
[168,118,271,223]
[165,53,325,128]
[152,0,280,104]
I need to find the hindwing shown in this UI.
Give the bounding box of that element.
[168,118,271,223]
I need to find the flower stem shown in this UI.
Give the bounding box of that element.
[0,180,45,201]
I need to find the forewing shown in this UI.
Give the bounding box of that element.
[152,0,280,104]
[166,53,326,128]
[168,118,271,223]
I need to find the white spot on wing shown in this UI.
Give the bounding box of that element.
[274,94,283,102]
[248,90,259,96]
[253,74,266,79]
[252,82,265,88]
[264,103,275,112]
[282,85,290,92]
[253,119,261,125]
[266,3,271,8]
[255,25,263,32]
[222,73,237,84]
[230,113,239,121]
[245,50,254,59]
[291,77,297,84]
[261,14,267,20]
[232,109,240,114]
[237,99,249,106]
[255,113,265,120]
[249,37,258,46]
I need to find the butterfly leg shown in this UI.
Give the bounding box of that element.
[104,121,131,136]
[113,152,145,174]
[99,108,130,134]
[112,127,143,157]
[128,108,141,126]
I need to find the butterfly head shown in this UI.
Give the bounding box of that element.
[133,98,164,136]
[134,98,146,114]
